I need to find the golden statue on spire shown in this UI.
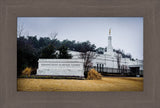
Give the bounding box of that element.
[109,28,111,35]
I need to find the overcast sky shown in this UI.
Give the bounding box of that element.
[17,17,143,60]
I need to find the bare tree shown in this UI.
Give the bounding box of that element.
[49,32,58,40]
[49,32,58,45]
[80,51,96,72]
[116,52,121,73]
[17,23,24,37]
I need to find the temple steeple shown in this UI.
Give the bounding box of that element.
[109,28,111,35]
[107,28,113,54]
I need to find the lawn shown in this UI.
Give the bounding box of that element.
[17,77,143,91]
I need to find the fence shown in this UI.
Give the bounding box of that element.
[84,66,143,76]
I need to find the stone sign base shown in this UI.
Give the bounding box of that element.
[37,59,84,77]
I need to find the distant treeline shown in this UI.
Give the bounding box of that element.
[17,36,134,76]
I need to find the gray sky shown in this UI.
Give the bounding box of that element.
[17,17,143,60]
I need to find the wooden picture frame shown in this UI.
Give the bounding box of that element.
[0,0,160,108]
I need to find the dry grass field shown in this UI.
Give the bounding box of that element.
[17,77,143,91]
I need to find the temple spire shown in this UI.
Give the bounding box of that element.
[109,28,111,35]
[107,28,113,54]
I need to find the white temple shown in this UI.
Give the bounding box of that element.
[69,29,143,71]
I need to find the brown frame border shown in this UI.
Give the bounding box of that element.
[0,0,160,108]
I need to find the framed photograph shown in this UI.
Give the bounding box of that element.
[0,0,160,108]
[17,17,143,92]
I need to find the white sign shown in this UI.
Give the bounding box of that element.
[37,59,84,77]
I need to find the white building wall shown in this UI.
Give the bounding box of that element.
[69,50,143,70]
